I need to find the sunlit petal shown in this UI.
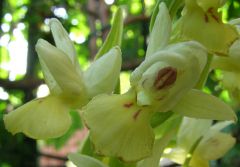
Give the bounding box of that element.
[173,89,237,121]
[4,96,71,139]
[84,46,122,98]
[82,91,154,162]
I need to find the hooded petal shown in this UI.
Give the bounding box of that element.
[146,2,172,57]
[173,89,237,121]
[84,47,122,98]
[36,39,87,107]
[130,42,206,112]
[82,91,154,162]
[68,153,108,167]
[4,96,71,139]
[131,41,206,86]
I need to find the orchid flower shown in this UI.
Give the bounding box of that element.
[4,8,123,139]
[180,0,238,55]
[164,118,235,167]
[82,3,236,163]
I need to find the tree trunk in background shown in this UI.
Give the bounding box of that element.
[19,0,41,166]
[87,0,98,59]
[98,0,109,40]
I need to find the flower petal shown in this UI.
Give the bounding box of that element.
[196,0,223,11]
[190,155,209,167]
[68,153,108,167]
[173,89,237,121]
[210,121,233,131]
[163,148,186,164]
[181,3,238,55]
[177,118,212,152]
[49,18,77,63]
[82,91,154,162]
[36,39,87,107]
[211,56,240,72]
[84,47,122,98]
[196,132,236,160]
[4,96,71,139]
[146,2,171,57]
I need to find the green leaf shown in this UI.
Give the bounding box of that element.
[146,2,172,57]
[95,8,123,59]
[149,0,161,32]
[173,89,237,121]
[150,111,173,128]
[68,153,108,167]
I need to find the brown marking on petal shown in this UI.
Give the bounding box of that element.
[133,109,142,120]
[38,100,43,103]
[204,13,209,22]
[207,7,220,23]
[154,67,177,90]
[124,102,134,108]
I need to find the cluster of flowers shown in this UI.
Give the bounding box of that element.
[4,0,240,167]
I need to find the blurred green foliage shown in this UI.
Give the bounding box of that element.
[0,0,240,166]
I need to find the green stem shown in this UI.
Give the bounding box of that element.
[114,77,121,94]
[182,136,203,167]
[195,54,213,89]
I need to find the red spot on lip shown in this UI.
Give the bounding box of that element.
[124,102,134,108]
[133,109,142,120]
[207,7,219,23]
